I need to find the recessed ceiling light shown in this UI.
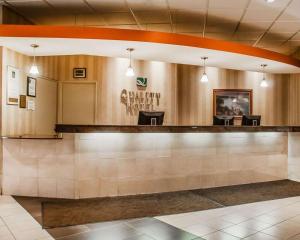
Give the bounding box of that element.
[265,0,275,3]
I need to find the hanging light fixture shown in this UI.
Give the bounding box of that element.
[260,64,268,88]
[200,57,209,83]
[126,48,135,77]
[29,44,39,75]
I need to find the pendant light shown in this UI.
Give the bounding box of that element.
[200,57,209,83]
[126,48,135,77]
[29,44,39,75]
[260,64,268,88]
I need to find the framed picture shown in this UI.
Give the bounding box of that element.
[73,68,86,78]
[213,89,252,118]
[7,66,20,105]
[27,77,36,97]
[19,95,27,108]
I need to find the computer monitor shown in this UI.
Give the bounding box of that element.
[242,115,261,126]
[213,116,234,126]
[138,111,165,125]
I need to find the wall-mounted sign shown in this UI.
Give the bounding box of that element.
[27,99,35,111]
[73,68,86,78]
[19,95,27,108]
[7,66,20,105]
[137,77,147,87]
[27,77,36,97]
[121,89,161,115]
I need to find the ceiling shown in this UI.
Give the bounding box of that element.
[1,0,300,56]
[1,37,299,73]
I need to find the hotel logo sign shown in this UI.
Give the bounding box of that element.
[137,77,147,87]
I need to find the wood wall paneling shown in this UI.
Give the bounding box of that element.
[177,64,289,126]
[1,48,300,134]
[60,81,97,125]
[1,47,58,136]
[288,74,300,125]
[56,55,178,125]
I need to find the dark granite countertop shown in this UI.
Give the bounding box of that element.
[55,124,300,133]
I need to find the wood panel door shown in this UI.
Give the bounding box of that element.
[61,82,97,125]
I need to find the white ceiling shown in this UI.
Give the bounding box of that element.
[1,37,299,73]
[1,0,300,55]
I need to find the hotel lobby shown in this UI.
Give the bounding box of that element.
[1,0,300,239]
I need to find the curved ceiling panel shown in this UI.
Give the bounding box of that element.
[0,25,299,73]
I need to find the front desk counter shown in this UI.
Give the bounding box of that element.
[2,125,300,199]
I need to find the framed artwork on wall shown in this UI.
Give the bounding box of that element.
[73,68,86,78]
[7,66,20,105]
[27,77,37,97]
[213,89,253,118]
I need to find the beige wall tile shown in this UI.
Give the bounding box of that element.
[38,157,57,178]
[78,179,99,198]
[2,131,292,199]
[2,175,20,195]
[18,177,38,197]
[99,178,118,197]
[38,178,56,198]
[57,179,75,199]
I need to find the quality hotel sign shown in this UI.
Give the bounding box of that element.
[120,77,161,114]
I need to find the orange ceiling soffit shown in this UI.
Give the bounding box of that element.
[0,24,299,68]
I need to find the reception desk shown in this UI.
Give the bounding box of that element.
[2,125,300,199]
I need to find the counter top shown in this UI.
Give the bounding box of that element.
[55,124,300,133]
[2,135,62,140]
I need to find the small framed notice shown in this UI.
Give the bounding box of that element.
[19,95,27,108]
[7,66,20,105]
[73,68,86,78]
[27,77,36,97]
[27,99,35,111]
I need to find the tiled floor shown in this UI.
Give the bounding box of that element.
[11,196,203,240]
[0,195,53,240]
[5,195,300,239]
[156,196,300,239]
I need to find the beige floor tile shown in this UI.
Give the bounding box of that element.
[253,214,286,225]
[0,225,14,239]
[0,234,15,240]
[156,214,198,228]
[193,210,228,220]
[13,228,52,240]
[157,197,300,240]
[268,208,300,220]
[288,234,300,240]
[182,223,217,237]
[290,215,300,223]
[221,225,258,238]
[202,218,234,230]
[0,218,5,227]
[203,231,241,240]
[0,195,54,240]
[243,232,280,240]
[261,220,300,239]
[0,196,16,204]
[220,214,250,224]
[235,219,273,231]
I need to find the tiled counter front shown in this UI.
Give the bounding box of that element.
[2,135,76,199]
[2,132,288,199]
